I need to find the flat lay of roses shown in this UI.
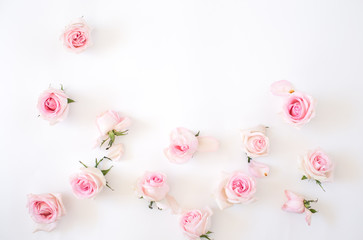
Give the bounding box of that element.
[27,18,335,239]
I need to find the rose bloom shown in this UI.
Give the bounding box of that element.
[282,190,313,226]
[107,143,124,161]
[37,88,70,125]
[300,149,333,182]
[136,172,170,202]
[70,167,106,199]
[96,110,131,136]
[241,125,269,158]
[180,207,213,240]
[61,18,91,53]
[216,172,256,210]
[282,92,315,127]
[164,127,219,164]
[248,160,270,178]
[27,193,65,232]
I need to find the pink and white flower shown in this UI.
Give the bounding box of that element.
[215,171,256,210]
[136,171,170,202]
[282,190,318,226]
[300,149,333,182]
[270,80,315,128]
[241,125,269,158]
[70,167,106,199]
[96,110,131,150]
[61,18,91,53]
[164,128,219,164]
[37,87,73,125]
[180,207,213,240]
[27,193,65,232]
[107,143,124,161]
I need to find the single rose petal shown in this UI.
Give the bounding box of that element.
[107,143,124,161]
[248,160,270,177]
[270,80,295,96]
[305,208,312,226]
[197,136,219,152]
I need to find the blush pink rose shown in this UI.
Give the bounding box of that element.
[136,172,170,202]
[27,193,65,232]
[96,110,131,136]
[70,167,106,199]
[37,88,70,125]
[241,125,269,158]
[248,160,270,178]
[164,128,219,164]
[180,207,213,240]
[270,80,295,96]
[62,18,91,53]
[282,190,316,226]
[107,143,124,161]
[282,92,315,127]
[216,172,256,210]
[300,149,333,182]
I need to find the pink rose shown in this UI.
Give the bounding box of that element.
[37,88,71,125]
[62,18,91,53]
[70,167,106,199]
[216,172,256,210]
[248,160,270,178]
[96,110,131,136]
[241,125,269,158]
[180,207,213,240]
[300,149,333,182]
[164,128,219,164]
[136,172,170,202]
[27,193,65,232]
[282,190,318,226]
[270,80,295,96]
[282,92,315,127]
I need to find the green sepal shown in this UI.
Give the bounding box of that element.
[67,98,75,104]
[301,175,308,180]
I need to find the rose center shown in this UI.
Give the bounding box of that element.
[44,98,57,111]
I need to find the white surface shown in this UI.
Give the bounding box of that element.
[0,0,363,239]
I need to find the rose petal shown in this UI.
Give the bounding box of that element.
[248,160,270,177]
[270,80,294,96]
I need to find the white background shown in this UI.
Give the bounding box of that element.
[0,0,362,239]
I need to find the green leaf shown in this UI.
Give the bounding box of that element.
[113,130,128,136]
[301,175,308,180]
[200,235,211,240]
[79,161,88,168]
[206,231,213,234]
[106,131,116,150]
[106,182,114,191]
[101,166,113,176]
[309,208,318,213]
[67,98,75,104]
[60,84,64,91]
[316,180,326,192]
[195,131,200,137]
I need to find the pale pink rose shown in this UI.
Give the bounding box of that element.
[37,88,70,125]
[282,190,316,226]
[281,190,305,213]
[270,80,295,96]
[27,193,65,232]
[241,125,269,158]
[70,167,106,199]
[96,110,131,136]
[107,143,124,161]
[216,172,256,210]
[248,160,270,177]
[164,128,219,164]
[282,92,315,127]
[136,172,170,202]
[180,207,213,240]
[62,18,91,53]
[300,149,333,182]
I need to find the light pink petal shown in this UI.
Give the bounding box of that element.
[305,208,312,226]
[197,136,219,152]
[114,117,131,132]
[270,80,295,96]
[248,161,270,178]
[33,222,58,233]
